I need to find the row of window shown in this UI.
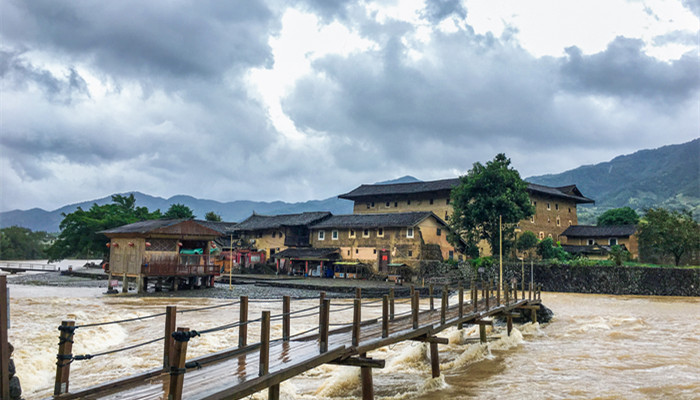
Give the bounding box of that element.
[530,216,573,227]
[344,248,415,257]
[587,238,618,246]
[532,201,572,213]
[365,198,449,209]
[318,228,415,240]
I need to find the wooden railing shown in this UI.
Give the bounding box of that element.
[141,254,218,276]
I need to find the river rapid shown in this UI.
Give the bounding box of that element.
[6,285,700,399]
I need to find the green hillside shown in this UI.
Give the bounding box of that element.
[528,139,700,224]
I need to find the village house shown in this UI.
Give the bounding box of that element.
[338,178,594,252]
[226,212,332,260]
[561,225,639,260]
[100,219,222,293]
[307,211,463,273]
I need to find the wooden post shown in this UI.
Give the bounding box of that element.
[168,327,189,400]
[163,306,177,371]
[1,276,9,400]
[429,284,434,311]
[429,341,440,378]
[239,296,248,348]
[122,273,128,293]
[458,285,464,329]
[485,281,490,310]
[352,298,361,347]
[505,282,509,305]
[531,308,538,324]
[320,291,326,307]
[473,280,478,312]
[412,290,419,329]
[529,282,532,301]
[389,288,395,321]
[440,286,447,325]
[496,279,500,306]
[538,284,542,300]
[382,295,389,338]
[360,352,374,400]
[319,299,330,353]
[282,295,290,341]
[259,311,270,376]
[269,384,280,400]
[507,314,513,336]
[355,287,361,299]
[54,320,75,395]
[479,323,487,344]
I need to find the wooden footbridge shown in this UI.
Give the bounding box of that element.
[0,261,61,274]
[48,281,542,400]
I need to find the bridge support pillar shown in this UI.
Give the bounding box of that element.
[360,353,374,400]
[429,341,440,378]
[507,315,513,336]
[122,273,128,293]
[268,383,280,400]
[479,323,487,344]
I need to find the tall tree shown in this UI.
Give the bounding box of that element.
[163,203,195,219]
[46,194,161,261]
[448,153,535,257]
[0,226,50,260]
[204,211,222,222]
[637,208,700,266]
[597,207,640,226]
[516,231,538,259]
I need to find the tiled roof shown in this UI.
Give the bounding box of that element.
[99,219,222,237]
[339,178,594,204]
[198,221,238,234]
[231,212,331,232]
[561,225,637,237]
[272,247,340,259]
[310,212,439,229]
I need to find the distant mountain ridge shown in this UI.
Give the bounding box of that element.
[527,139,699,224]
[2,141,697,232]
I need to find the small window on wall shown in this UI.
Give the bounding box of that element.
[547,203,551,210]
[446,198,450,205]
[373,249,377,254]
[436,228,442,236]
[547,217,551,224]
[377,228,384,237]
[555,203,559,210]
[556,217,561,227]
[363,229,370,238]
[371,202,375,207]
[569,207,572,213]
[609,238,618,246]
[430,199,434,205]
[530,216,535,223]
[318,231,325,240]
[407,228,414,238]
[332,230,338,240]
[366,203,371,209]
[588,239,595,245]
[394,202,398,207]
[548,234,553,238]
[256,232,263,239]
[385,201,390,207]
[408,250,413,257]
[407,200,411,205]
[445,212,449,221]
[271,231,276,238]
[539,232,545,239]
[533,201,537,206]
[349,229,356,238]
[347,250,351,256]
[355,249,359,254]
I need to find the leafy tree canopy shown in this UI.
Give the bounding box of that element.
[0,226,51,260]
[46,194,161,261]
[448,153,534,258]
[597,207,640,226]
[537,237,571,261]
[516,231,539,258]
[637,207,700,266]
[205,211,222,222]
[163,203,195,219]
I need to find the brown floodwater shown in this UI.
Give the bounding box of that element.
[6,285,700,399]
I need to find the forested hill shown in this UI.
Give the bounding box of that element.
[527,139,699,224]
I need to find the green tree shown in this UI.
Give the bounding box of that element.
[0,226,50,260]
[637,208,700,266]
[46,194,161,261]
[537,237,571,261]
[448,153,535,258]
[516,231,538,259]
[163,203,195,219]
[608,245,630,266]
[204,211,222,222]
[597,207,640,226]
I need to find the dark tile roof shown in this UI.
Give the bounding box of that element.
[198,221,238,234]
[100,219,222,237]
[100,219,189,234]
[231,212,332,232]
[339,178,594,204]
[338,178,460,199]
[561,225,637,238]
[272,247,340,260]
[310,212,439,229]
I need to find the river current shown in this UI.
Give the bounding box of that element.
[6,285,700,399]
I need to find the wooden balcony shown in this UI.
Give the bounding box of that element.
[141,254,220,277]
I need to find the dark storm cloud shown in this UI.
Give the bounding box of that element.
[561,37,700,103]
[1,0,275,81]
[421,0,467,23]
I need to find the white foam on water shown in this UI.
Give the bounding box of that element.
[489,327,524,351]
[314,366,361,397]
[386,342,429,372]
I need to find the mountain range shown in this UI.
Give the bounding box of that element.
[1,140,697,232]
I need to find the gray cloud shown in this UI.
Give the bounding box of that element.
[421,0,467,23]
[561,37,700,104]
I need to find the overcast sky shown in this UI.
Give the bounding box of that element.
[1,0,698,212]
